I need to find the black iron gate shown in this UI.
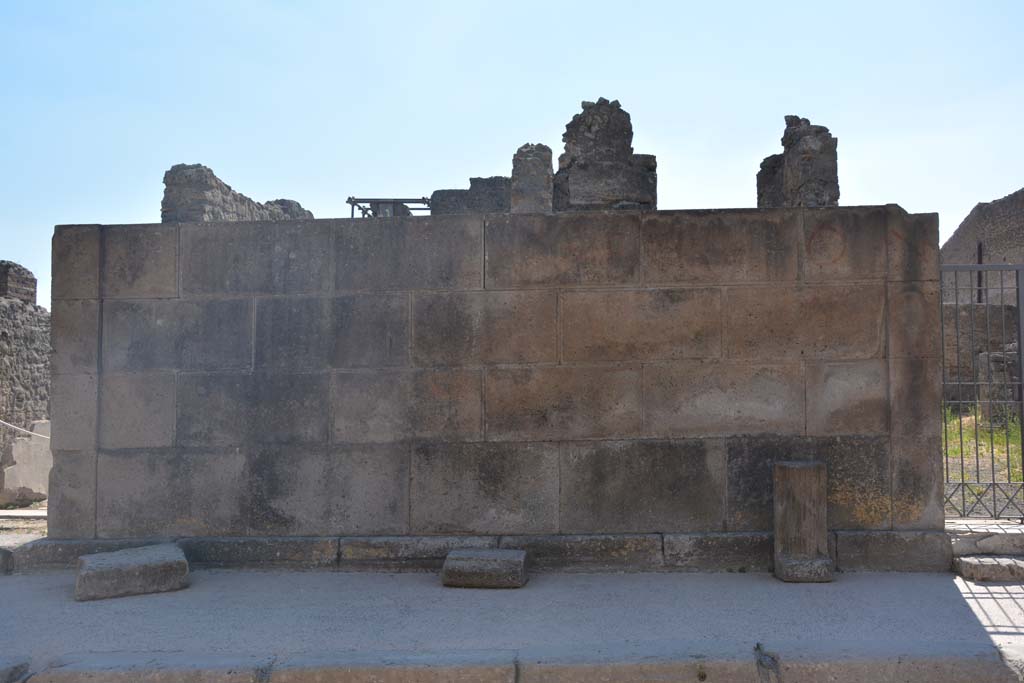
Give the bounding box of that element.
[942,264,1024,518]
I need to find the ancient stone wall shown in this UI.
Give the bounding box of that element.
[511,144,553,214]
[161,164,314,223]
[758,116,839,209]
[430,177,511,215]
[48,206,942,570]
[0,264,50,468]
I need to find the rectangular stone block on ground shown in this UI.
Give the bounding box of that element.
[96,450,247,538]
[75,543,189,601]
[52,225,100,299]
[99,372,176,449]
[663,532,773,572]
[887,206,940,282]
[485,212,640,288]
[50,300,99,374]
[640,209,799,284]
[412,290,557,365]
[242,444,409,536]
[560,288,721,361]
[559,440,725,533]
[177,537,339,568]
[498,534,662,569]
[332,369,481,443]
[336,215,483,290]
[181,221,332,295]
[801,206,887,281]
[485,366,641,440]
[644,361,803,437]
[102,298,252,371]
[726,436,891,531]
[46,452,97,539]
[102,224,178,298]
[339,536,499,570]
[442,548,527,588]
[805,360,888,436]
[410,442,558,534]
[724,284,885,360]
[836,531,952,572]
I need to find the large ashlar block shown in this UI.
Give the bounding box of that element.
[725,284,885,360]
[560,288,721,361]
[52,225,100,299]
[99,373,176,449]
[485,366,641,440]
[442,548,528,589]
[176,373,329,446]
[773,461,834,582]
[888,281,940,359]
[102,298,252,371]
[802,207,887,281]
[641,209,799,284]
[727,436,891,531]
[254,297,330,370]
[331,294,410,367]
[96,450,247,538]
[644,361,803,437]
[484,212,640,288]
[102,224,178,298]
[663,532,773,572]
[805,360,889,435]
[413,291,557,365]
[49,374,97,451]
[243,444,409,536]
[181,221,332,295]
[887,206,940,282]
[335,215,483,290]
[410,442,558,534]
[331,370,481,443]
[50,300,99,375]
[47,451,97,539]
[892,435,945,530]
[559,440,726,533]
[75,543,189,601]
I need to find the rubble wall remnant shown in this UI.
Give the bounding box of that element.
[553,98,657,212]
[757,116,839,209]
[47,206,943,571]
[161,164,314,223]
[430,177,511,215]
[510,144,553,214]
[0,263,49,469]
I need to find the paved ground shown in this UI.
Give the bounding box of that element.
[2,569,1024,681]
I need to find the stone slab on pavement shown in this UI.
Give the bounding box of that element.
[442,548,527,588]
[75,543,189,601]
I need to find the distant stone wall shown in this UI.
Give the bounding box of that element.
[941,188,1024,266]
[0,264,49,467]
[161,164,314,223]
[757,116,839,209]
[430,177,511,215]
[48,205,943,572]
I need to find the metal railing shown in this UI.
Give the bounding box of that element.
[942,264,1024,518]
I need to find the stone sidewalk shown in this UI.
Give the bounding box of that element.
[2,570,1024,681]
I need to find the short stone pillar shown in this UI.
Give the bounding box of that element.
[511,143,553,214]
[773,461,833,582]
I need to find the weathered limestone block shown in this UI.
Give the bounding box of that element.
[757,115,839,208]
[161,163,313,223]
[511,143,553,214]
[177,537,339,568]
[553,98,656,211]
[442,548,527,588]
[431,176,511,215]
[0,260,36,303]
[75,543,190,601]
[1,420,51,507]
[773,461,834,582]
[102,224,178,298]
[498,534,663,569]
[339,536,499,570]
[663,532,773,572]
[836,530,952,571]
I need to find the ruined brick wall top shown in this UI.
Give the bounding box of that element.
[430,176,511,215]
[161,164,314,223]
[0,261,37,304]
[941,187,1024,265]
[757,115,839,209]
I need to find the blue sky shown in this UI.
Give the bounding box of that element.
[2,0,1022,306]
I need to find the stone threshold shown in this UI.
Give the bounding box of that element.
[4,530,952,574]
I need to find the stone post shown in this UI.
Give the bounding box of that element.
[511,144,553,214]
[773,461,833,582]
